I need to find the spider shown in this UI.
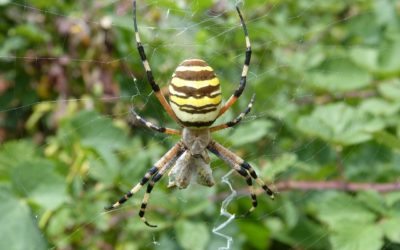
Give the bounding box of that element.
[105,0,275,227]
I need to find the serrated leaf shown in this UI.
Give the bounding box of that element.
[331,223,384,250]
[350,35,400,76]
[384,192,400,207]
[378,79,400,101]
[357,190,387,215]
[350,47,379,71]
[315,192,376,228]
[297,103,384,146]
[230,119,273,147]
[359,98,400,116]
[372,131,400,150]
[0,188,47,250]
[382,217,400,243]
[306,58,372,92]
[175,220,209,250]
[377,35,400,75]
[282,218,330,250]
[11,159,67,210]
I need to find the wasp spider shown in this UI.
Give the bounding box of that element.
[105,0,275,227]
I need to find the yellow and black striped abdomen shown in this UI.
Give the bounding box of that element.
[169,59,222,128]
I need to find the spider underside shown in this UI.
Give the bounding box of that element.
[105,0,275,228]
[168,128,214,189]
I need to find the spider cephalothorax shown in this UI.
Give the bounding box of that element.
[105,0,275,228]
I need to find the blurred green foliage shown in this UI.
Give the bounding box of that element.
[1,0,400,249]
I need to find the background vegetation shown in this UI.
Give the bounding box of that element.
[1,0,400,249]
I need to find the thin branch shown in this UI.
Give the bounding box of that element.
[274,180,400,193]
[210,180,400,202]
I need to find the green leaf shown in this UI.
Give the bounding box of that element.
[384,192,400,207]
[350,35,400,76]
[230,119,273,147]
[297,103,384,146]
[331,223,384,250]
[237,220,270,250]
[0,37,25,57]
[378,79,400,101]
[263,153,297,180]
[372,131,400,150]
[382,217,400,243]
[70,111,129,151]
[46,207,73,240]
[207,221,243,250]
[192,0,213,11]
[377,35,400,75]
[306,58,372,92]
[175,220,209,250]
[11,159,68,210]
[177,186,215,216]
[0,188,47,250]
[156,234,181,250]
[357,190,387,215]
[398,124,400,139]
[0,140,37,171]
[314,192,376,228]
[359,98,400,116]
[10,24,50,43]
[350,47,379,72]
[158,183,215,219]
[346,12,380,44]
[88,148,120,184]
[282,199,298,229]
[374,0,398,26]
[284,218,330,250]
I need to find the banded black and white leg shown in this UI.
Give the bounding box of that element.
[207,141,275,212]
[218,5,251,117]
[132,0,180,124]
[131,108,181,135]
[210,94,255,133]
[138,157,178,227]
[207,141,258,214]
[105,142,185,211]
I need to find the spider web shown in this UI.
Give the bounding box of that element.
[0,0,391,249]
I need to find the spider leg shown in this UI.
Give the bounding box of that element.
[207,141,275,213]
[207,141,258,214]
[210,94,255,133]
[105,142,184,211]
[138,159,176,227]
[132,0,180,124]
[131,108,181,135]
[218,5,251,117]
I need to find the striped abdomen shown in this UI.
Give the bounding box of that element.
[169,59,222,128]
